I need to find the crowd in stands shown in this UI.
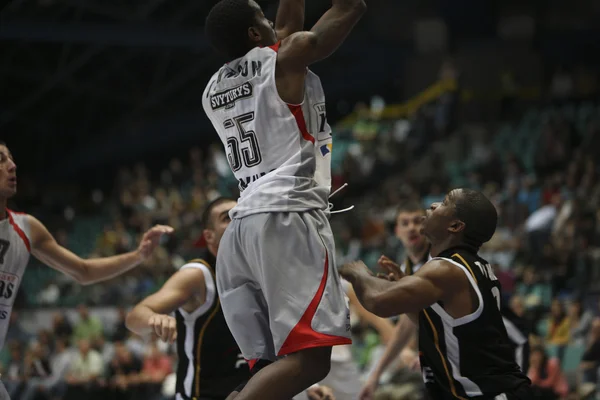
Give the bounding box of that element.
[4,64,600,399]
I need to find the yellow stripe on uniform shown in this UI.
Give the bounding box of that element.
[188,259,221,397]
[451,253,478,284]
[422,310,467,400]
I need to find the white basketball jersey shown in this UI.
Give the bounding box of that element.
[0,210,31,350]
[202,43,333,218]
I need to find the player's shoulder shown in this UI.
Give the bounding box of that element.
[6,209,34,231]
[418,258,471,288]
[170,264,208,290]
[6,208,30,219]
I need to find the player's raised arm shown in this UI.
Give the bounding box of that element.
[275,0,305,40]
[126,268,206,342]
[28,215,173,285]
[340,259,469,318]
[278,0,366,69]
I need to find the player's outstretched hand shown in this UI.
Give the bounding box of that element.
[307,385,335,400]
[378,255,404,281]
[339,260,372,283]
[137,225,174,260]
[149,314,177,343]
[359,376,378,400]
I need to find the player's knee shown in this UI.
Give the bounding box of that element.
[296,346,332,382]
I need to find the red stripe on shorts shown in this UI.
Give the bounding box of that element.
[278,250,352,356]
[245,358,258,371]
[288,104,315,144]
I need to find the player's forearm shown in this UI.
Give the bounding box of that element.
[275,0,305,38]
[346,272,394,316]
[125,304,157,336]
[79,250,144,285]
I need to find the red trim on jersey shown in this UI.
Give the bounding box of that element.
[287,104,315,144]
[268,41,281,52]
[6,209,26,215]
[278,250,352,356]
[7,210,30,252]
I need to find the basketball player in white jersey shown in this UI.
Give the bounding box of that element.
[0,141,172,398]
[202,0,366,398]
[126,197,335,400]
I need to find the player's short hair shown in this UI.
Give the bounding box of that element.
[450,189,497,249]
[396,201,424,217]
[205,0,258,60]
[201,197,236,229]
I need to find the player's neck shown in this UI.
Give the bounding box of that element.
[0,198,6,220]
[208,245,218,259]
[429,237,462,258]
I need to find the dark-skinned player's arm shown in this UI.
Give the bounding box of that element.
[275,0,305,40]
[346,284,395,344]
[28,215,173,285]
[126,268,206,343]
[277,0,366,69]
[339,259,467,318]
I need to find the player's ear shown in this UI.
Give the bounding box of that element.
[448,219,465,234]
[248,26,261,44]
[203,229,215,245]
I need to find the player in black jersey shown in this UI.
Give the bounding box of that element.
[126,198,250,400]
[341,188,532,399]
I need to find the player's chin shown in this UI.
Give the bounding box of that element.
[0,187,16,198]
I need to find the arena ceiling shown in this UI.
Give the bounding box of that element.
[0,0,240,146]
[2,1,334,153]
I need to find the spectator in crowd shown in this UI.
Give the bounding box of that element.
[20,338,72,400]
[23,342,51,380]
[547,299,570,347]
[72,305,103,343]
[52,312,73,341]
[65,339,104,399]
[137,341,173,400]
[528,346,569,399]
[107,341,142,400]
[111,307,130,342]
[516,268,548,312]
[580,318,600,392]
[94,334,116,366]
[4,342,26,398]
[568,298,594,346]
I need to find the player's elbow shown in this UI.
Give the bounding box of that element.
[125,311,139,333]
[72,261,94,285]
[354,0,367,15]
[340,0,366,16]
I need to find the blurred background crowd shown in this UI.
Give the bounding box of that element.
[4,0,600,399]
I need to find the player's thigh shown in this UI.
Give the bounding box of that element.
[255,210,351,356]
[216,218,276,361]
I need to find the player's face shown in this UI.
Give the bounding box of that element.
[207,200,237,249]
[0,145,17,199]
[420,191,458,243]
[395,211,426,250]
[249,0,277,45]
